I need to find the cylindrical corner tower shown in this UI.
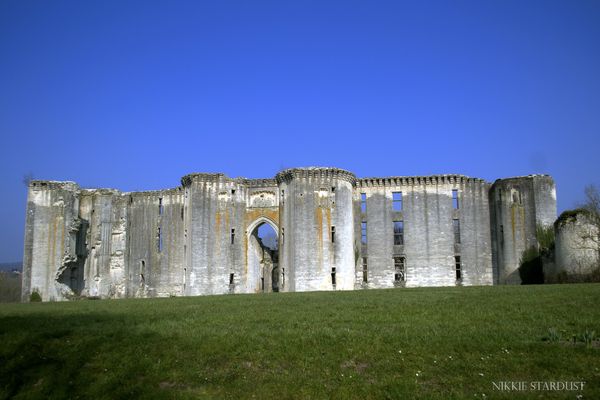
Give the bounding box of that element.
[276,167,356,292]
[489,175,556,284]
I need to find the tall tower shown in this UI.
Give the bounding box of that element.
[276,168,356,291]
[489,175,556,283]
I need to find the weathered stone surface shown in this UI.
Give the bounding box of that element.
[21,169,557,301]
[554,210,599,276]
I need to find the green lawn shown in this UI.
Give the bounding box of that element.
[1,284,599,399]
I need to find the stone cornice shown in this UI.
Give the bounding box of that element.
[356,175,487,187]
[275,167,357,185]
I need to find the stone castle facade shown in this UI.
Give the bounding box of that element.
[22,167,557,301]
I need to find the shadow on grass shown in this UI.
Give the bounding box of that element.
[0,312,166,400]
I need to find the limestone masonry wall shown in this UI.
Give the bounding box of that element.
[22,168,557,301]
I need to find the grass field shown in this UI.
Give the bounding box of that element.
[1,284,599,399]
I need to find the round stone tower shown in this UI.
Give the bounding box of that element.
[276,167,357,292]
[489,175,556,284]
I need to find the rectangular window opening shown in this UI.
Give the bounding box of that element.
[394,256,405,282]
[392,192,403,211]
[453,219,461,244]
[360,193,367,213]
[362,257,368,283]
[361,222,367,244]
[455,256,462,281]
[157,227,163,252]
[393,221,404,245]
[230,273,235,285]
[331,226,336,243]
[158,198,164,215]
[331,267,336,286]
[452,189,459,209]
[231,228,235,244]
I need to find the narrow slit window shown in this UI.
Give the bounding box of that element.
[331,226,336,243]
[331,267,336,286]
[158,198,164,215]
[361,222,367,244]
[140,260,145,278]
[157,227,163,252]
[455,256,462,281]
[452,189,459,209]
[231,228,235,244]
[362,257,368,283]
[229,273,234,285]
[393,221,404,245]
[453,219,461,244]
[392,192,403,211]
[281,227,285,245]
[394,256,405,282]
[360,193,367,212]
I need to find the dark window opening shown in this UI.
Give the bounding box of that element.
[231,228,235,244]
[393,221,404,245]
[361,222,367,244]
[230,273,234,285]
[331,267,336,286]
[157,227,163,252]
[452,189,459,209]
[159,198,163,215]
[394,256,405,282]
[181,207,184,220]
[392,192,403,211]
[519,191,522,205]
[331,186,336,192]
[331,226,336,243]
[360,193,367,212]
[231,189,236,195]
[455,256,462,281]
[362,257,368,283]
[140,260,146,285]
[453,219,461,244]
[281,227,284,245]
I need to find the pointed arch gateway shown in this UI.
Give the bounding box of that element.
[246,216,280,293]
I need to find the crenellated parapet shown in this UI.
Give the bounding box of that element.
[357,175,487,188]
[181,173,228,186]
[29,180,79,191]
[275,167,357,185]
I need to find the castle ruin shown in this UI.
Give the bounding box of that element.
[22,167,558,301]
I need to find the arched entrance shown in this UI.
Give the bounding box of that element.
[247,217,279,293]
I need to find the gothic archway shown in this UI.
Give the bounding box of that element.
[247,217,280,293]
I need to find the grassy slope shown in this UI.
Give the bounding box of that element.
[1,284,599,399]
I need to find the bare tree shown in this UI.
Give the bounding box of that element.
[22,172,34,187]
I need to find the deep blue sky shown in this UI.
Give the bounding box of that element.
[1,0,599,262]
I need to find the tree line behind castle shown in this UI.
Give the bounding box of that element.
[19,167,600,302]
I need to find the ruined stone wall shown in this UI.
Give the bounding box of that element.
[22,168,559,301]
[489,175,557,284]
[355,176,492,289]
[22,181,80,301]
[554,210,599,276]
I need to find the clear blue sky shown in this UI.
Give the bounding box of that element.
[1,0,599,262]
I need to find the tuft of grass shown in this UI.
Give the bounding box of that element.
[29,291,41,303]
[580,329,596,348]
[544,327,562,343]
[1,284,599,399]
